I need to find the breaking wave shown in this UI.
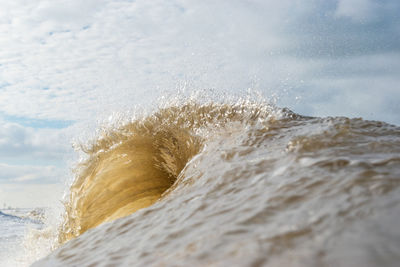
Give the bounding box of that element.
[34,99,400,266]
[58,101,277,243]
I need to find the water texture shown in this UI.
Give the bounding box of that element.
[32,101,400,266]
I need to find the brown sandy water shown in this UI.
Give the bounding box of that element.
[34,101,400,266]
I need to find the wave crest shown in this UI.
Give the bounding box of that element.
[59,101,276,243]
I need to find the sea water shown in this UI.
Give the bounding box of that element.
[0,208,46,266]
[19,100,400,267]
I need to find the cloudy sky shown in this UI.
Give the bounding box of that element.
[0,0,399,207]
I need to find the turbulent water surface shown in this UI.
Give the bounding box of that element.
[0,208,47,266]
[31,101,400,266]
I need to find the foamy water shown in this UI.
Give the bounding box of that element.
[0,208,49,266]
[24,100,400,267]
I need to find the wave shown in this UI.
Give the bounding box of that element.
[58,101,278,243]
[0,211,23,221]
[35,99,400,266]
[0,210,43,225]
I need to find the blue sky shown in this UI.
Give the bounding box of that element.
[0,0,399,207]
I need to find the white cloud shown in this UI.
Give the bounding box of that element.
[0,0,398,122]
[0,122,71,160]
[335,0,377,22]
[0,162,64,184]
[33,0,105,26]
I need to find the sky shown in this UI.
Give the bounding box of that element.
[0,0,399,207]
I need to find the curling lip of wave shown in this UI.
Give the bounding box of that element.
[58,102,277,243]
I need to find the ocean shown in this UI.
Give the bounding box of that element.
[0,208,48,266]
[2,99,399,266]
